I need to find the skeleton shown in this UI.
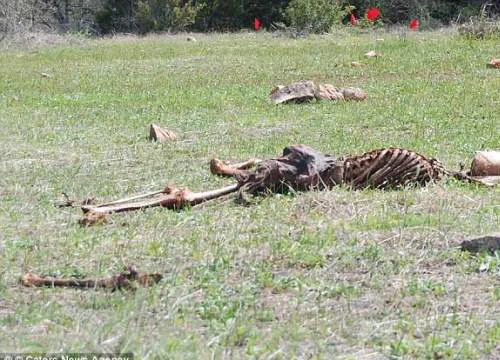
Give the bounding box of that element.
[79,145,492,224]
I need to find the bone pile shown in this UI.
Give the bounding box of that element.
[269,80,367,104]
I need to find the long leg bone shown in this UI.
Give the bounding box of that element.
[81,183,239,215]
[80,158,258,225]
[20,266,162,290]
[95,189,166,208]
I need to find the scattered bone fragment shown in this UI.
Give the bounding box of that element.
[315,84,345,100]
[470,151,500,176]
[149,124,177,143]
[40,72,51,78]
[269,81,367,104]
[21,266,162,291]
[487,58,500,68]
[364,50,380,58]
[341,87,367,101]
[269,80,317,104]
[350,61,364,67]
[460,235,500,254]
[210,158,261,177]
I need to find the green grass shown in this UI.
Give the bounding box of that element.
[0,31,499,358]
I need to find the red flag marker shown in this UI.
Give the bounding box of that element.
[350,14,357,26]
[253,17,261,31]
[409,18,418,30]
[365,8,380,21]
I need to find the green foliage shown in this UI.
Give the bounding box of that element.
[94,0,136,33]
[284,0,348,34]
[344,0,499,27]
[458,6,500,40]
[134,0,202,33]
[95,0,202,33]
[193,0,289,31]
[90,0,500,34]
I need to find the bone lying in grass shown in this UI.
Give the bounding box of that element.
[269,80,367,104]
[79,161,260,224]
[149,124,177,143]
[81,183,239,216]
[20,266,162,291]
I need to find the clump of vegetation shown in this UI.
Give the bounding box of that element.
[458,16,500,39]
[135,0,203,33]
[284,0,350,34]
[1,0,500,36]
[95,0,203,34]
[459,19,500,39]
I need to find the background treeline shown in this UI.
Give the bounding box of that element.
[1,0,499,35]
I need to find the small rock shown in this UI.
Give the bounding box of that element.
[187,36,196,42]
[316,84,344,101]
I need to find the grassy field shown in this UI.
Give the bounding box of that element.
[0,30,499,359]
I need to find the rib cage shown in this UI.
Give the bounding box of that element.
[341,147,447,189]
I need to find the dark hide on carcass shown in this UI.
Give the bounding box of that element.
[233,145,344,196]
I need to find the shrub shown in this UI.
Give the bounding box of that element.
[134,0,202,33]
[458,16,500,39]
[95,0,202,34]
[285,0,348,34]
[457,2,500,39]
[193,0,289,31]
[343,0,499,27]
[0,0,56,34]
[94,0,136,34]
